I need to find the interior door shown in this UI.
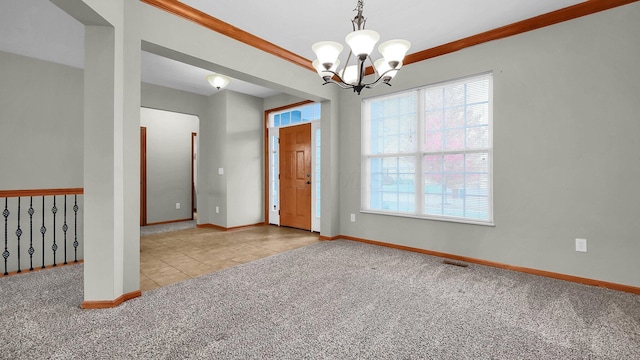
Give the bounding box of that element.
[279,123,311,230]
[140,126,147,226]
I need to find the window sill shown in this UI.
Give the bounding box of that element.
[360,209,495,227]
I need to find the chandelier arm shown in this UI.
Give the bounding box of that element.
[324,80,357,90]
[359,67,399,88]
[319,70,358,89]
[340,50,355,80]
[320,70,347,83]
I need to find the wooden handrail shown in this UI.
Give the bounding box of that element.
[0,188,84,198]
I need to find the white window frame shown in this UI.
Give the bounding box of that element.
[361,73,494,226]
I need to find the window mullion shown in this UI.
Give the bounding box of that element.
[416,88,425,216]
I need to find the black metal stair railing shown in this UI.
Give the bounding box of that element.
[0,189,83,276]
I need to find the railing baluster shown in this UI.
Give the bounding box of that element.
[16,198,22,273]
[51,196,58,267]
[0,190,82,274]
[73,195,78,263]
[28,197,34,271]
[40,196,46,269]
[63,196,68,265]
[3,198,9,275]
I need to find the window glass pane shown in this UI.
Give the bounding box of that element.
[367,157,415,212]
[425,88,443,111]
[466,103,489,126]
[281,112,290,126]
[367,93,417,155]
[466,125,489,149]
[274,114,280,127]
[424,131,443,151]
[444,107,464,129]
[444,129,465,150]
[444,83,465,107]
[425,111,443,131]
[314,103,322,120]
[271,134,279,209]
[466,79,489,104]
[291,110,302,124]
[301,106,314,121]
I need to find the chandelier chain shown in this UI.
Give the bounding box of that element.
[352,0,366,31]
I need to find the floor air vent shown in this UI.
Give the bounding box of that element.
[443,260,469,267]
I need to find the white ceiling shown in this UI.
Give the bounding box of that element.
[180,0,586,65]
[0,0,587,98]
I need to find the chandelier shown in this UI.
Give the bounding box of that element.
[311,0,411,95]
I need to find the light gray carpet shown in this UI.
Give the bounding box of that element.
[141,219,196,236]
[1,240,639,359]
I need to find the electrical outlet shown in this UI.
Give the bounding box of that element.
[176,202,180,210]
[575,238,587,252]
[350,213,356,222]
[215,206,220,214]
[218,168,224,175]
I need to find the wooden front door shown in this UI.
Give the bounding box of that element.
[279,123,311,230]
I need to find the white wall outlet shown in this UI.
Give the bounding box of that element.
[350,213,356,222]
[176,202,180,210]
[218,167,224,175]
[215,206,220,214]
[575,238,587,252]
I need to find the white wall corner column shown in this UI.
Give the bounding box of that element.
[320,97,341,238]
[54,0,141,306]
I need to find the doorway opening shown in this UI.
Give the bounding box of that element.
[140,108,199,226]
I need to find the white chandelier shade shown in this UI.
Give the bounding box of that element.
[311,41,343,69]
[206,73,231,90]
[345,30,380,58]
[378,39,411,67]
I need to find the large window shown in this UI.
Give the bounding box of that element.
[362,73,493,225]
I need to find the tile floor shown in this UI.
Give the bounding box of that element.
[140,225,320,291]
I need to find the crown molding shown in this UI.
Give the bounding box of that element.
[404,0,640,65]
[140,0,314,71]
[141,0,638,73]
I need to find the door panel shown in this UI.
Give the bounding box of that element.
[280,123,311,230]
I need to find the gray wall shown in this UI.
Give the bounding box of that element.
[0,51,85,273]
[226,91,264,227]
[0,50,83,190]
[338,3,640,287]
[141,82,207,119]
[200,91,227,227]
[140,108,198,224]
[199,90,264,228]
[263,93,307,111]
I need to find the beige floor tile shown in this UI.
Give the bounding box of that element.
[140,273,161,292]
[153,272,191,287]
[205,259,242,271]
[139,225,319,291]
[173,261,214,278]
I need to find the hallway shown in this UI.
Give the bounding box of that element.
[140,225,320,291]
